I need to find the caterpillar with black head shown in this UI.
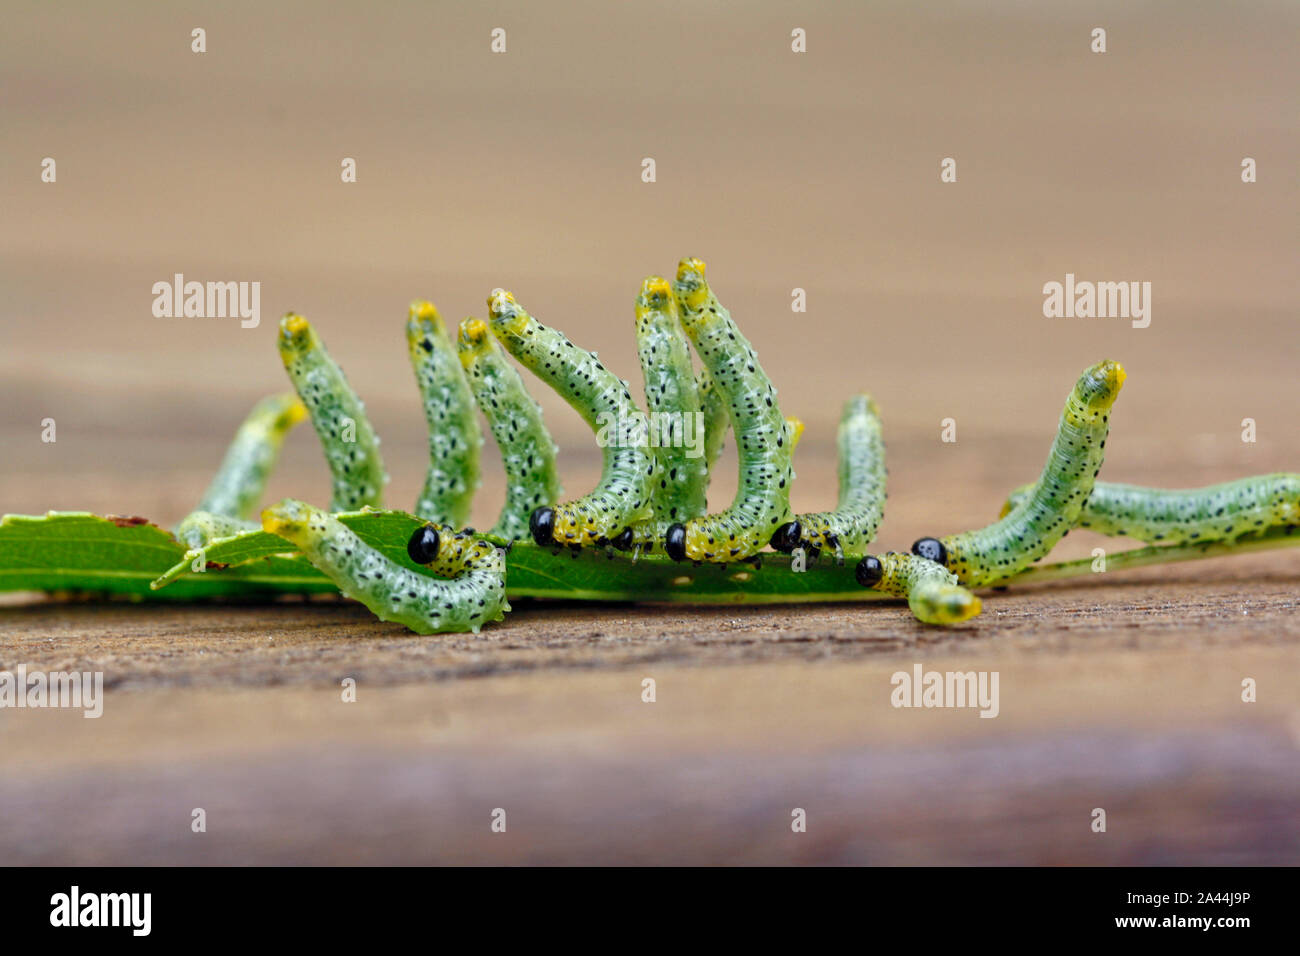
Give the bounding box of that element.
[911,360,1125,587]
[1000,474,1300,544]
[613,276,713,551]
[854,552,981,626]
[407,301,481,527]
[770,394,887,563]
[261,499,508,635]
[456,316,563,540]
[663,257,794,563]
[487,289,656,548]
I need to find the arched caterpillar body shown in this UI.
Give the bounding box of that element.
[278,314,388,512]
[912,360,1125,587]
[407,301,481,527]
[666,257,794,563]
[772,394,887,561]
[486,289,656,547]
[176,392,306,548]
[623,276,711,546]
[261,499,508,634]
[457,317,563,540]
[854,552,981,626]
[1001,474,1300,544]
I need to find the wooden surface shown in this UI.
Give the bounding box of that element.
[0,2,1297,864]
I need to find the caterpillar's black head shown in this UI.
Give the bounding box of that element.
[529,507,555,547]
[855,555,884,588]
[407,525,441,565]
[610,527,635,551]
[664,523,687,562]
[911,537,948,566]
[769,521,803,554]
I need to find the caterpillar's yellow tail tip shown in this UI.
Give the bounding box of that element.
[277,314,316,356]
[998,499,1014,519]
[260,507,291,537]
[675,257,707,282]
[458,316,490,346]
[638,276,673,308]
[261,498,311,539]
[1078,359,1126,410]
[408,300,440,324]
[487,289,528,334]
[280,313,310,335]
[487,288,517,312]
[285,399,309,427]
[930,589,983,625]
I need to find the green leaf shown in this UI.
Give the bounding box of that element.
[12,508,1289,611]
[0,509,890,605]
[0,512,336,600]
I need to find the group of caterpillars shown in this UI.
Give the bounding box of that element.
[174,258,1300,634]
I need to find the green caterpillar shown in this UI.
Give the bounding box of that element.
[407,301,481,527]
[123,262,1296,638]
[175,392,306,548]
[854,552,981,626]
[771,394,887,562]
[665,257,794,563]
[261,499,508,635]
[1000,474,1300,544]
[278,314,388,512]
[912,360,1125,587]
[622,276,711,548]
[457,316,563,540]
[486,289,656,547]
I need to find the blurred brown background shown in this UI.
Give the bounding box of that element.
[2,0,1295,540]
[0,1,1296,865]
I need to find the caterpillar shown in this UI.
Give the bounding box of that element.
[911,360,1125,588]
[261,499,508,635]
[664,258,794,563]
[854,552,981,626]
[456,316,563,540]
[407,301,481,527]
[112,260,1296,638]
[771,394,887,563]
[486,289,656,547]
[278,313,388,512]
[175,391,306,548]
[619,276,711,549]
[999,474,1300,544]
